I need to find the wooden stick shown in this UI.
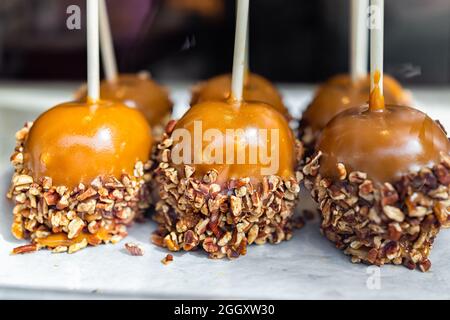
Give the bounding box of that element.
[230,0,250,102]
[87,0,100,101]
[350,0,369,82]
[99,0,118,82]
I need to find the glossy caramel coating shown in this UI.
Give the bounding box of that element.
[172,100,295,185]
[190,73,289,118]
[317,104,450,183]
[77,73,172,127]
[24,99,152,188]
[302,74,410,133]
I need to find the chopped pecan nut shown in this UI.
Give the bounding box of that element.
[217,231,232,246]
[336,163,347,180]
[13,174,33,187]
[230,196,242,216]
[202,237,219,253]
[77,188,97,201]
[67,217,85,239]
[388,223,402,241]
[418,259,431,272]
[12,244,38,255]
[348,171,367,184]
[381,183,399,206]
[125,242,144,256]
[383,205,405,222]
[161,254,174,265]
[68,238,88,254]
[183,230,199,251]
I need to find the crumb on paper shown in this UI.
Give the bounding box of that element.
[11,243,37,255]
[161,254,173,265]
[124,242,144,256]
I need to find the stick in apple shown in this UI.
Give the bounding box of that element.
[230,0,250,102]
[99,0,118,82]
[350,0,369,82]
[369,0,385,111]
[87,0,100,101]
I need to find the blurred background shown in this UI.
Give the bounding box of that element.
[0,0,449,85]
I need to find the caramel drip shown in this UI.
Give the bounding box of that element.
[302,74,410,133]
[24,99,152,188]
[369,71,385,111]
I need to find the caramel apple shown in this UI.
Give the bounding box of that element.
[190,73,290,119]
[151,100,304,259]
[7,99,153,254]
[302,74,450,271]
[77,73,173,135]
[299,74,411,153]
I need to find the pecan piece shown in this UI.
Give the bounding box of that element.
[381,183,399,206]
[77,187,98,201]
[383,205,405,222]
[161,254,174,265]
[183,230,199,251]
[418,259,431,272]
[67,217,85,239]
[336,163,347,180]
[388,223,402,241]
[125,242,145,256]
[202,237,219,253]
[68,238,88,254]
[348,171,367,184]
[12,244,38,255]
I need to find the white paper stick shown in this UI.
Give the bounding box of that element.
[87,0,100,101]
[231,0,250,102]
[350,0,368,82]
[370,0,384,94]
[237,0,250,72]
[99,0,118,82]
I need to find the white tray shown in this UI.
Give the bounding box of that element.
[1,82,450,299]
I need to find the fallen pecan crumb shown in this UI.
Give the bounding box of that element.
[161,254,174,265]
[12,244,38,255]
[124,242,145,256]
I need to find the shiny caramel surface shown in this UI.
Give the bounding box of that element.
[190,73,289,117]
[77,73,172,127]
[317,104,450,183]
[172,100,295,184]
[24,99,152,188]
[302,74,410,133]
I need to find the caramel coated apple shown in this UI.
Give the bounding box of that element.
[317,104,450,183]
[302,74,410,134]
[77,73,172,127]
[190,73,289,118]
[171,100,296,185]
[24,99,152,188]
